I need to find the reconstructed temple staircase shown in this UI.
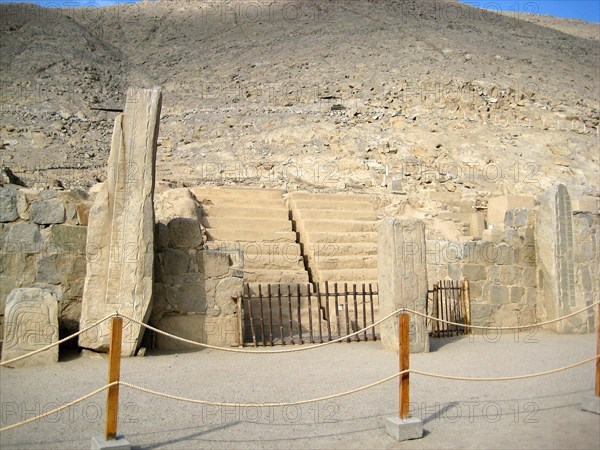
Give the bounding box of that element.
[192,187,380,344]
[192,187,380,286]
[191,187,309,292]
[288,191,379,287]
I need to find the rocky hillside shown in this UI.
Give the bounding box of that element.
[1,0,598,204]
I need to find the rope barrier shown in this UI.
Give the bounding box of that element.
[0,301,597,363]
[117,301,599,354]
[0,314,116,367]
[409,300,600,331]
[119,371,404,408]
[0,382,117,433]
[411,355,600,381]
[115,354,599,408]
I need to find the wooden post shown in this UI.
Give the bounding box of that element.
[463,280,471,335]
[399,313,410,419]
[105,316,123,441]
[594,305,600,397]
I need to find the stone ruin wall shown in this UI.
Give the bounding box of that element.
[0,184,598,360]
[0,187,91,340]
[0,186,243,357]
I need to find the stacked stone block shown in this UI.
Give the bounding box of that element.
[1,187,90,342]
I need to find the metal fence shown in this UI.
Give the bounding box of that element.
[242,282,379,346]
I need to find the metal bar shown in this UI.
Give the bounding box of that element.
[362,283,368,341]
[267,284,274,346]
[316,283,324,344]
[334,282,341,342]
[344,283,351,342]
[297,284,303,344]
[277,285,285,345]
[288,285,294,344]
[353,284,359,342]
[325,281,332,341]
[258,284,266,346]
[308,285,314,344]
[463,280,471,334]
[105,317,123,441]
[246,284,257,347]
[369,283,376,340]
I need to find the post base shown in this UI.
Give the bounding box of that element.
[385,416,424,441]
[581,394,600,415]
[91,435,131,450]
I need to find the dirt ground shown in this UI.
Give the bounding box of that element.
[1,330,598,449]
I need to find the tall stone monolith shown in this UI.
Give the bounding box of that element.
[536,184,585,333]
[79,87,162,356]
[378,218,429,352]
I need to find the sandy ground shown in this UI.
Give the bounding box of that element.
[1,331,599,449]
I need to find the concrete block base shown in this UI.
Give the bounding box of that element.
[385,416,424,441]
[90,435,131,450]
[581,394,600,415]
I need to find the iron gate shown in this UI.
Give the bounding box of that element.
[242,282,379,346]
[426,280,471,337]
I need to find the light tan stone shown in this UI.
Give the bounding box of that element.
[378,218,429,353]
[79,88,162,356]
[1,287,59,367]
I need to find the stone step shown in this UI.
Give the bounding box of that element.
[243,269,310,283]
[200,205,289,220]
[243,254,305,271]
[191,186,286,201]
[290,191,376,204]
[315,268,378,282]
[291,199,375,211]
[191,187,286,207]
[204,241,302,256]
[205,229,297,242]
[201,216,292,232]
[300,219,378,233]
[313,255,377,270]
[306,242,378,257]
[306,231,378,244]
[294,208,377,221]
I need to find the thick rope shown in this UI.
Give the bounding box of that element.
[1,301,597,363]
[0,382,116,432]
[119,373,404,407]
[411,355,599,381]
[0,314,116,367]
[407,300,600,331]
[118,355,598,408]
[1,357,596,431]
[117,301,599,354]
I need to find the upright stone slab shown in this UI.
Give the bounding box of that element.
[378,218,429,352]
[536,184,583,333]
[79,88,162,356]
[1,287,59,367]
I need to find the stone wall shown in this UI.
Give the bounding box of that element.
[573,211,599,331]
[0,187,90,338]
[427,208,538,327]
[150,188,244,350]
[1,185,244,356]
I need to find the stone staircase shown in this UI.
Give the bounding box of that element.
[190,187,310,292]
[288,191,379,287]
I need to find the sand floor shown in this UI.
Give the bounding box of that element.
[1,330,599,449]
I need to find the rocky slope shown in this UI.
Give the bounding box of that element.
[1,0,598,208]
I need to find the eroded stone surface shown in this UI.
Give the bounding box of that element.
[1,287,59,367]
[78,88,162,356]
[378,217,429,353]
